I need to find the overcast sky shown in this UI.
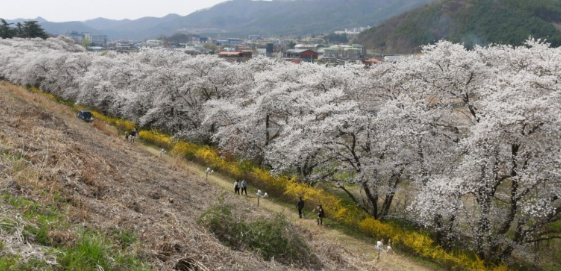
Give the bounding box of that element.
[0,0,229,22]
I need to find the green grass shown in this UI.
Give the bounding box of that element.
[58,232,109,270]
[197,198,321,268]
[0,218,17,233]
[0,255,51,271]
[0,148,152,270]
[1,191,153,271]
[358,0,561,53]
[56,231,152,271]
[110,227,138,249]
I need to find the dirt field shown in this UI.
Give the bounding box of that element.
[0,81,437,271]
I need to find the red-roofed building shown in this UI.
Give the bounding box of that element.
[363,57,382,66]
[218,51,252,62]
[285,49,318,62]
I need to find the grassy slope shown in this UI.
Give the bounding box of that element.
[0,82,445,270]
[143,146,440,271]
[0,81,373,270]
[356,0,561,54]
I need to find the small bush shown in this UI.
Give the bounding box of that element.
[28,87,511,270]
[139,130,173,149]
[58,231,151,271]
[198,202,321,268]
[2,191,152,271]
[111,227,138,249]
[59,232,109,270]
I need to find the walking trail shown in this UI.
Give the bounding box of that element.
[143,147,438,271]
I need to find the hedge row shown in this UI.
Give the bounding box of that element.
[31,86,507,271]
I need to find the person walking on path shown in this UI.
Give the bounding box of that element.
[240,179,247,196]
[234,180,240,195]
[314,204,325,225]
[297,197,305,219]
[129,127,138,143]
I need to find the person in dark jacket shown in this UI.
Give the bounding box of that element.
[297,197,305,218]
[129,128,138,143]
[315,204,325,225]
[234,180,240,195]
[241,179,247,196]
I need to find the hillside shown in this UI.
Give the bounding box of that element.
[7,0,435,40]
[0,82,447,270]
[0,82,380,270]
[167,0,435,36]
[355,0,561,54]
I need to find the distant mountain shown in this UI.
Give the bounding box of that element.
[6,17,47,23]
[40,21,99,36]
[86,14,183,40]
[5,18,99,36]
[83,18,133,30]
[4,0,436,40]
[355,0,561,54]
[170,0,436,36]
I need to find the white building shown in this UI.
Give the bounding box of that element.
[322,44,364,60]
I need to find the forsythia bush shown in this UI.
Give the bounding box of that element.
[170,143,508,270]
[30,87,58,101]
[29,87,509,271]
[171,141,199,157]
[87,111,135,132]
[284,181,357,223]
[139,130,173,149]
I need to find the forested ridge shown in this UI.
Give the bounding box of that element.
[1,36,560,269]
[0,19,48,39]
[3,0,436,39]
[356,0,561,54]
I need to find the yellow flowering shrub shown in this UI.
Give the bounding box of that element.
[29,86,510,271]
[139,130,173,149]
[358,217,396,238]
[171,141,200,157]
[492,266,510,271]
[194,146,217,163]
[88,112,135,132]
[115,119,136,132]
[225,163,243,178]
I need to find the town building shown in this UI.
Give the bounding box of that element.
[82,32,92,43]
[218,50,253,62]
[334,26,371,35]
[322,44,364,61]
[248,35,260,41]
[363,57,382,66]
[144,40,162,47]
[294,44,319,51]
[184,44,207,55]
[65,31,83,44]
[285,49,319,62]
[91,35,107,47]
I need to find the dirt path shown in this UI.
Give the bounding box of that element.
[1,81,439,270]
[143,146,437,271]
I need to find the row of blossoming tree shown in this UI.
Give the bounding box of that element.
[0,36,559,265]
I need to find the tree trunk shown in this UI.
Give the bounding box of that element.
[379,171,403,219]
[362,182,379,219]
[337,185,371,214]
[265,113,271,146]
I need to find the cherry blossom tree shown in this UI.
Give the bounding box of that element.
[410,40,561,262]
[1,37,560,264]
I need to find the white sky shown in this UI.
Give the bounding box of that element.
[0,0,229,22]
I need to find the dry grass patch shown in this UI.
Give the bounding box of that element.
[92,119,117,136]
